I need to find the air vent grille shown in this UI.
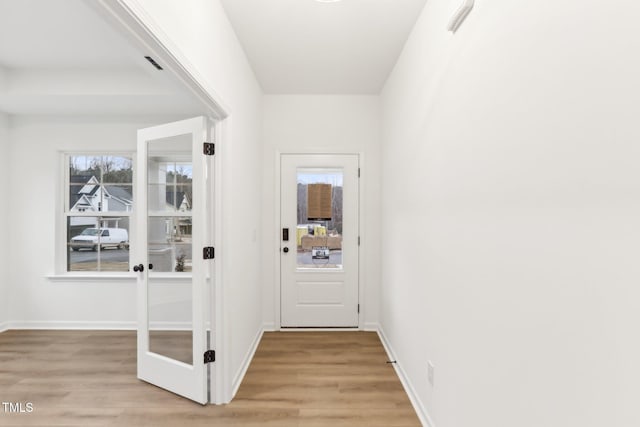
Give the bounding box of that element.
[144,56,163,70]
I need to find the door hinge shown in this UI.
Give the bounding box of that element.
[203,246,215,259]
[357,304,360,314]
[203,142,215,156]
[358,236,361,246]
[358,168,361,178]
[204,350,216,364]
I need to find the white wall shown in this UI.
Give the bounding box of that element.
[380,1,640,426]
[0,112,9,330]
[7,115,185,327]
[125,0,264,398]
[261,95,381,329]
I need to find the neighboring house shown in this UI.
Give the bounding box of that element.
[68,175,191,237]
[69,175,133,233]
[70,175,133,214]
[166,190,191,213]
[166,191,192,236]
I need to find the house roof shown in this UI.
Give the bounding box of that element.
[167,191,187,208]
[70,176,133,210]
[69,175,95,207]
[70,175,92,184]
[104,185,133,203]
[70,176,193,211]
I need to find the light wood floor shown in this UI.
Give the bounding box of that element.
[0,330,421,426]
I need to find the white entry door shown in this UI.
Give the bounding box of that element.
[280,154,359,327]
[135,116,213,404]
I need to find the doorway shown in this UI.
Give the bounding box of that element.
[280,154,360,327]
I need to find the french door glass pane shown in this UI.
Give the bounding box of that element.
[147,135,193,365]
[147,184,192,212]
[147,217,193,273]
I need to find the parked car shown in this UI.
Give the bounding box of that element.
[70,228,129,251]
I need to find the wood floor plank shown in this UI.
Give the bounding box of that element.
[0,330,421,426]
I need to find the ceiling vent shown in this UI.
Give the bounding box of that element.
[144,56,163,70]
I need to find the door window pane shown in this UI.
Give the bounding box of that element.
[147,136,193,213]
[68,156,133,211]
[147,216,193,273]
[146,133,193,365]
[296,169,343,269]
[149,329,192,365]
[67,216,130,272]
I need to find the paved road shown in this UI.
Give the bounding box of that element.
[70,247,129,264]
[70,245,193,264]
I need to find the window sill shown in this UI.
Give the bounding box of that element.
[47,274,136,283]
[46,273,200,283]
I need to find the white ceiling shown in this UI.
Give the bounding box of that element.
[0,0,203,116]
[0,0,428,115]
[220,0,427,94]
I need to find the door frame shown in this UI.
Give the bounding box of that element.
[91,1,230,404]
[275,151,366,330]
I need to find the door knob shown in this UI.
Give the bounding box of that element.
[133,264,144,272]
[283,247,289,253]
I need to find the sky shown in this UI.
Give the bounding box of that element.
[297,170,343,186]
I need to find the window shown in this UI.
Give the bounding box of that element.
[296,169,344,269]
[64,154,133,273]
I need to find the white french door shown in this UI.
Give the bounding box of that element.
[135,116,212,404]
[280,154,360,327]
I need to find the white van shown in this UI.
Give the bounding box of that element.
[70,228,129,251]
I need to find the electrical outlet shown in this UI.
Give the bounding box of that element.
[427,360,435,386]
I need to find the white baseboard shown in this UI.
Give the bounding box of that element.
[231,324,264,399]
[0,321,9,333]
[262,321,277,332]
[149,322,191,331]
[7,321,137,330]
[376,325,435,427]
[363,321,379,332]
[4,321,198,331]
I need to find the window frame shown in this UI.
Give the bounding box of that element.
[55,151,136,277]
